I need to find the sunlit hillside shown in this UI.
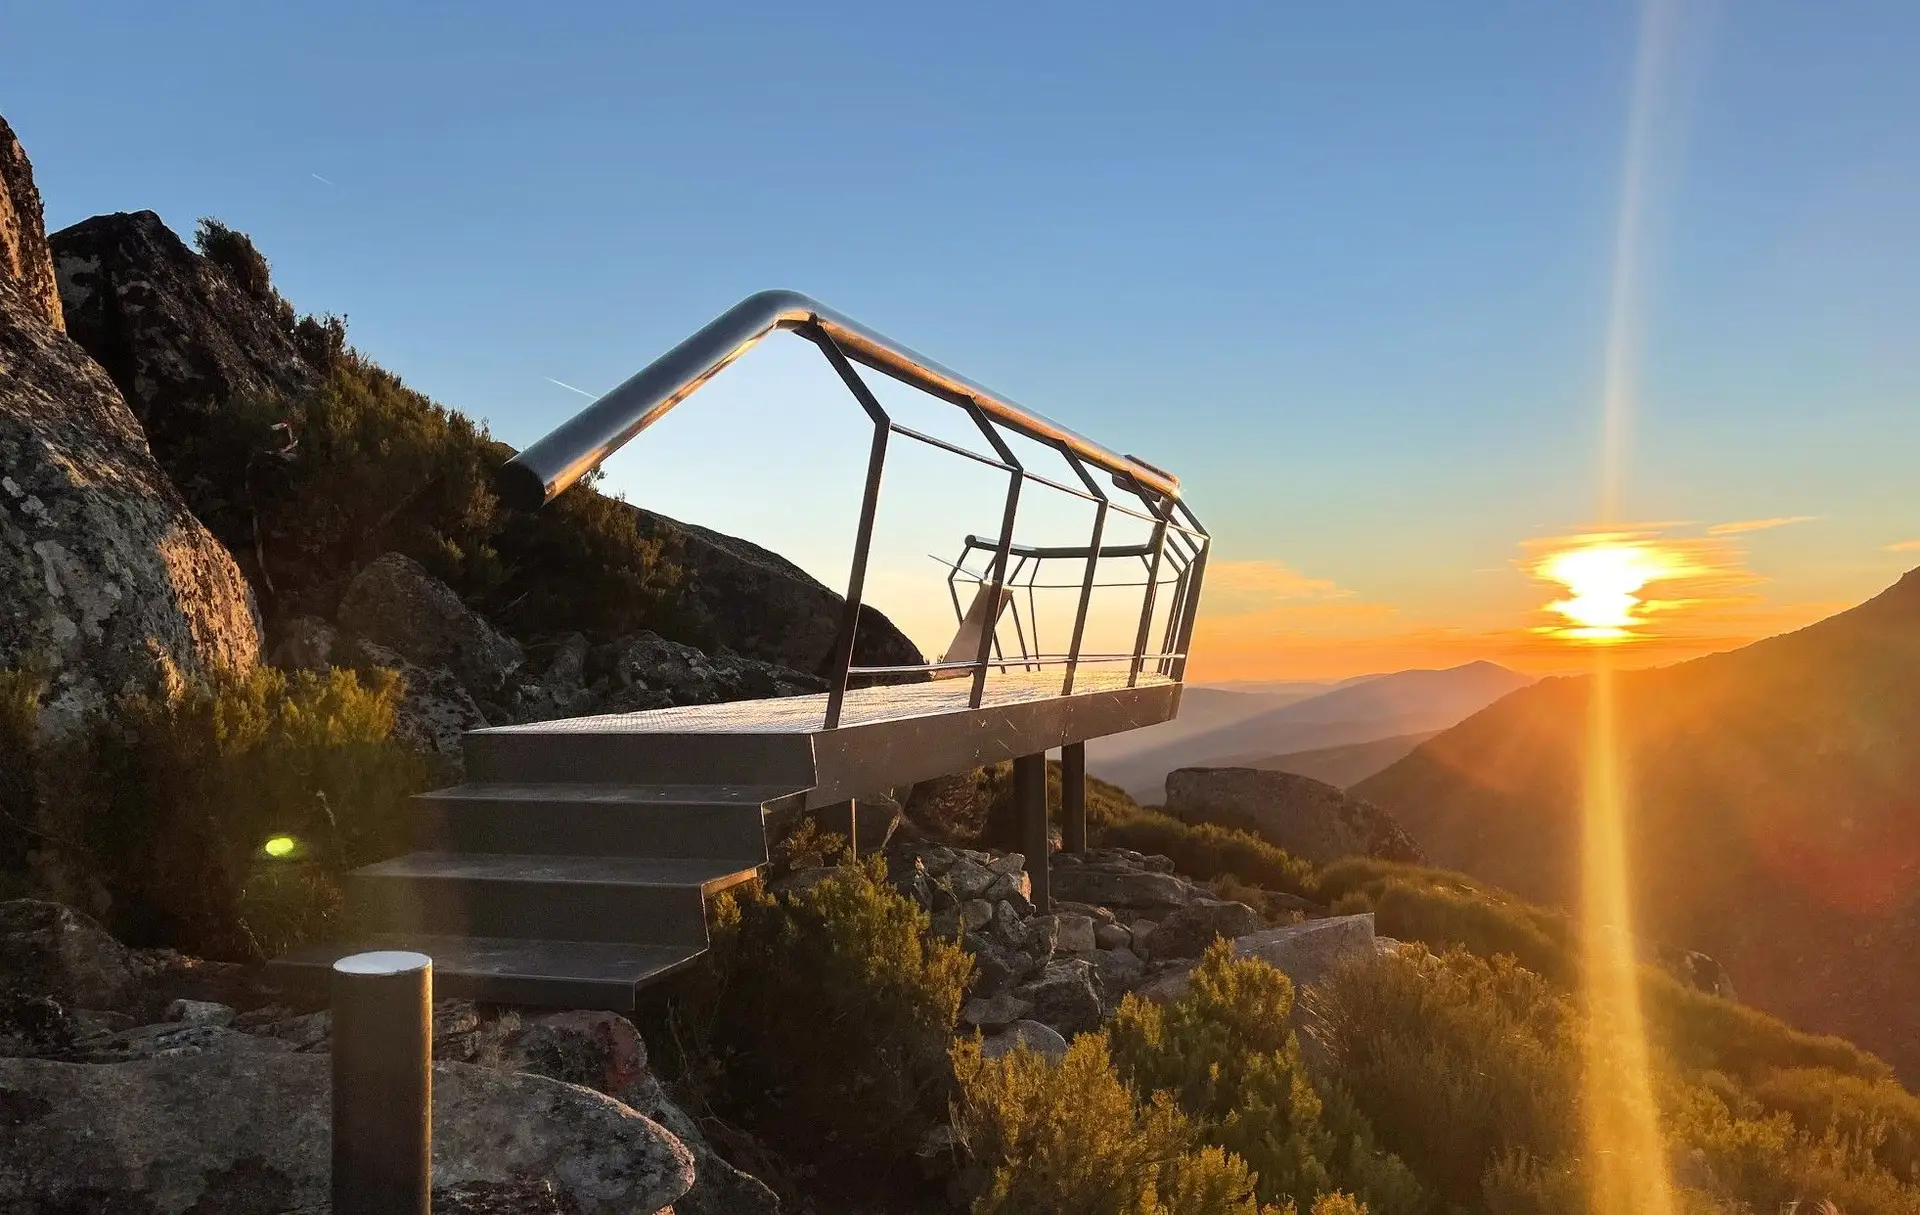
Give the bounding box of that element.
[1357,569,1920,1078]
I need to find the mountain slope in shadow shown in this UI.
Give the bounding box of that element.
[1355,569,1920,1079]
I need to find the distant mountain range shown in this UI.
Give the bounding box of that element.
[1088,660,1534,801]
[1356,569,1920,1080]
[1239,730,1441,789]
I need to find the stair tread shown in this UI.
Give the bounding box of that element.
[417,782,797,807]
[274,932,701,983]
[355,851,760,888]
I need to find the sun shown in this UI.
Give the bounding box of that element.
[1536,540,1688,642]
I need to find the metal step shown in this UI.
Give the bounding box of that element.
[410,782,787,862]
[269,933,703,1010]
[347,852,760,948]
[462,726,817,787]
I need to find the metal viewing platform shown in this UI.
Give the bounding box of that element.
[275,291,1208,1008]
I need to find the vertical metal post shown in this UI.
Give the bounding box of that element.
[1128,504,1171,687]
[967,408,1023,709]
[1061,742,1087,854]
[1013,753,1049,912]
[1169,503,1209,683]
[847,799,860,859]
[812,330,892,730]
[332,950,432,1215]
[1062,500,1107,695]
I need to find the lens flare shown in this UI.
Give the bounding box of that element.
[1537,541,1691,641]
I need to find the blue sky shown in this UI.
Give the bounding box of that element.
[7,0,1917,676]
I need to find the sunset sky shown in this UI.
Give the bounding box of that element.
[9,2,1917,680]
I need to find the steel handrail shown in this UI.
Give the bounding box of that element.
[499,290,1180,510]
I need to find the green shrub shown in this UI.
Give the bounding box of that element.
[1109,941,1422,1213]
[1309,945,1583,1206]
[671,859,971,1197]
[9,664,430,957]
[1641,969,1889,1084]
[952,1032,1288,1215]
[1748,1067,1920,1184]
[1314,859,1575,982]
[195,217,279,308]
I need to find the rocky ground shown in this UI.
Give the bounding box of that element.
[1,839,1389,1215]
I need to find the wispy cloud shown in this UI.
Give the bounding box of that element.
[310,172,336,187]
[1705,515,1817,536]
[1200,560,1348,616]
[1887,539,1920,553]
[543,376,598,399]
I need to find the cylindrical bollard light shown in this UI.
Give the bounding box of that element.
[332,950,432,1215]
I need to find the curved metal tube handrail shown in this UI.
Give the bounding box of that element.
[498,289,1181,510]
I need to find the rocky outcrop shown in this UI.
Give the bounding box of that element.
[0,122,261,732]
[48,210,314,451]
[0,900,139,1010]
[0,1034,695,1215]
[0,117,61,331]
[336,552,524,694]
[632,508,924,678]
[1166,767,1426,866]
[602,629,826,706]
[1134,913,1378,1006]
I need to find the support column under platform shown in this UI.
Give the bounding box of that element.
[1061,741,1087,854]
[1013,752,1050,913]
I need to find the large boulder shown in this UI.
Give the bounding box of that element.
[0,899,138,1010]
[606,629,824,706]
[0,117,61,332]
[0,121,261,732]
[1165,767,1426,865]
[0,1034,695,1214]
[1136,913,1378,1005]
[337,552,524,694]
[630,508,925,678]
[48,209,314,455]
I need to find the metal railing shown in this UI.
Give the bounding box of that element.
[500,290,1208,728]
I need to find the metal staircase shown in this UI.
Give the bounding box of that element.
[272,290,1209,1009]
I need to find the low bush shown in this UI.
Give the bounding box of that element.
[1314,858,1574,982]
[666,859,971,1201]
[1641,969,1889,1084]
[1109,941,1423,1214]
[1747,1067,1920,1183]
[0,664,431,958]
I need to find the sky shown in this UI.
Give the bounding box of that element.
[6,0,1917,680]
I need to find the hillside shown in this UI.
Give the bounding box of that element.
[1242,731,1440,788]
[1092,661,1533,801]
[1356,569,1920,1079]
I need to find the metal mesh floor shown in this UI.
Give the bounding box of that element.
[482,668,1175,736]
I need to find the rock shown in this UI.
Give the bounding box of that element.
[609,629,825,708]
[50,210,315,456]
[349,640,488,763]
[497,1009,776,1215]
[0,117,62,330]
[338,552,524,693]
[961,992,1034,1031]
[0,129,262,734]
[1139,899,1263,962]
[0,900,139,1010]
[0,1036,695,1214]
[164,999,234,1027]
[1128,919,1158,957]
[981,1019,1069,1064]
[966,940,1020,998]
[0,995,75,1058]
[981,868,1032,905]
[511,632,596,721]
[1094,922,1132,951]
[1089,946,1147,1003]
[1030,913,1097,954]
[991,899,1030,950]
[269,613,339,671]
[1015,959,1104,1036]
[628,505,924,678]
[946,855,999,900]
[854,795,904,852]
[960,899,995,933]
[1165,767,1425,865]
[1136,914,1378,1005]
[1049,863,1193,910]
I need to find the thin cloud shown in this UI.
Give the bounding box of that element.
[310,173,336,187]
[1706,515,1817,536]
[543,376,598,399]
[1201,559,1348,616]
[1887,539,1920,553]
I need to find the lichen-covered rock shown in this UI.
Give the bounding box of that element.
[0,117,61,331]
[608,629,825,706]
[0,123,261,733]
[1048,859,1193,910]
[1165,767,1426,865]
[338,552,524,694]
[0,899,139,1010]
[1136,913,1378,1006]
[348,640,488,765]
[0,1034,695,1215]
[1137,898,1263,962]
[1014,958,1104,1037]
[49,209,315,450]
[981,1019,1068,1064]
